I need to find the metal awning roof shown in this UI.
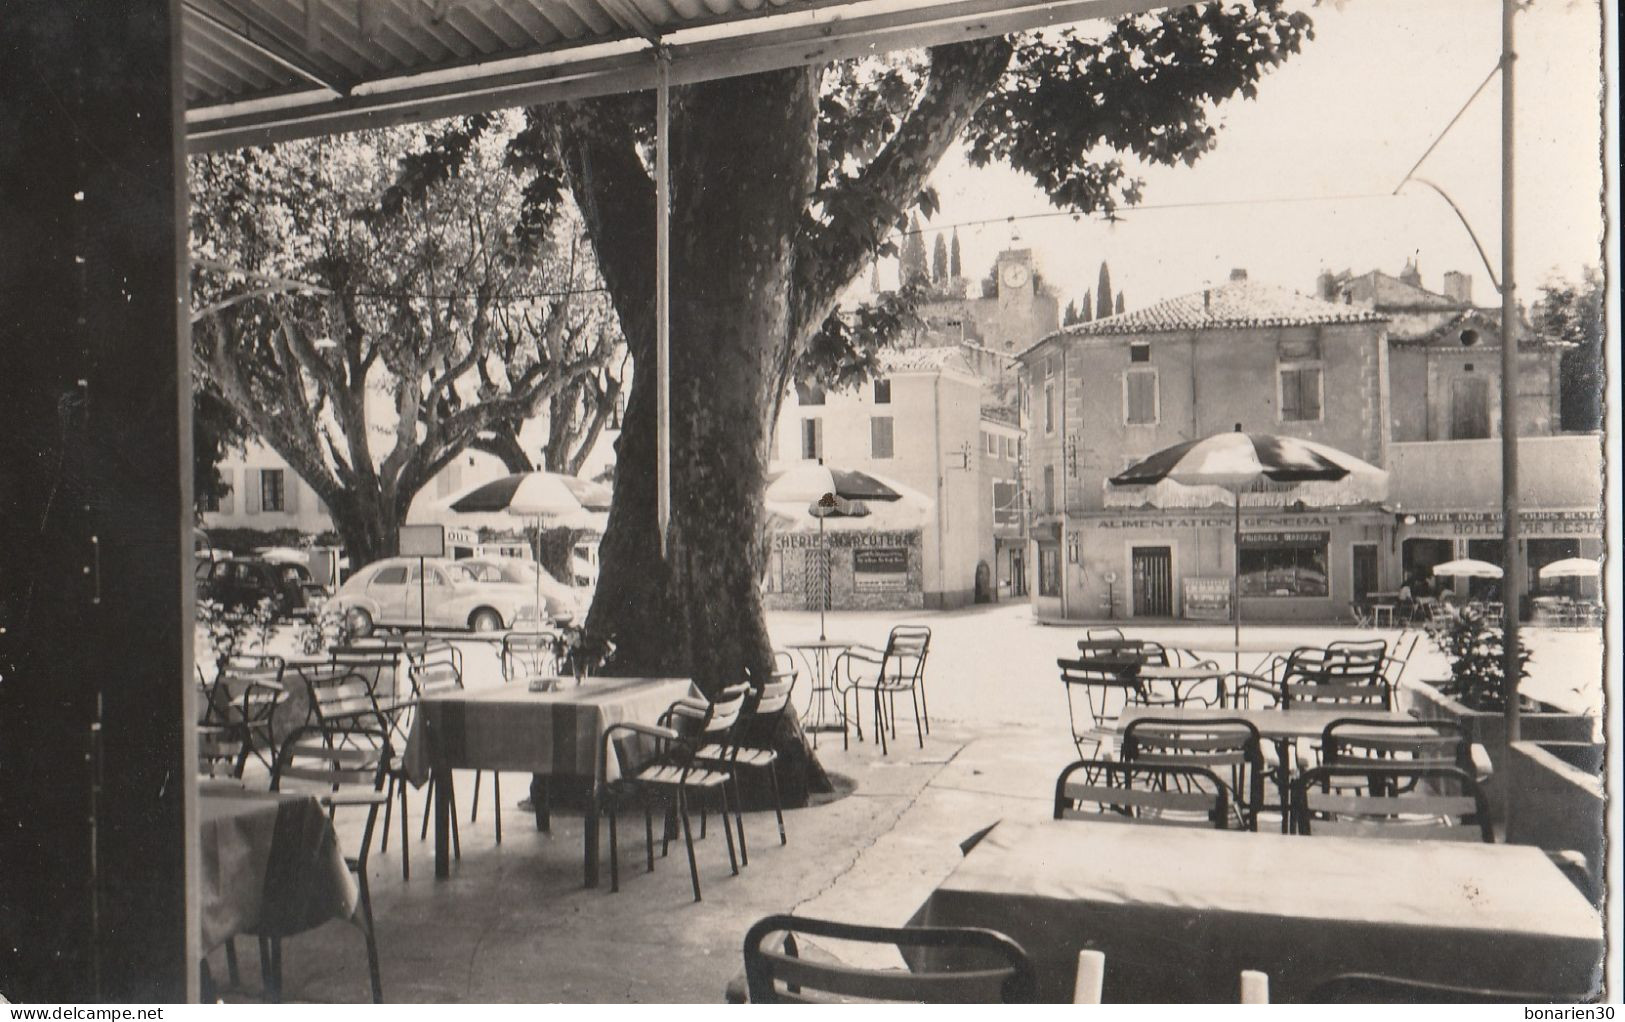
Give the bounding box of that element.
[183,0,1163,151]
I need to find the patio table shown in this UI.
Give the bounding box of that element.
[402,675,694,887]
[907,819,1601,1002]
[785,638,858,744]
[197,783,358,953]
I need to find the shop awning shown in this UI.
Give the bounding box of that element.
[183,0,1169,152]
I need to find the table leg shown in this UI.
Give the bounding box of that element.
[433,764,450,879]
[1274,738,1292,834]
[584,791,601,888]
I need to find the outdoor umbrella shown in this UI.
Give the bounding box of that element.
[1538,557,1599,581]
[445,471,613,615]
[1431,558,1504,579]
[764,464,905,641]
[1109,425,1389,655]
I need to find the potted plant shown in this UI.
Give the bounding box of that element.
[1437,608,1533,712]
[1400,607,1594,758]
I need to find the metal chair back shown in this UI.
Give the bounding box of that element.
[1121,717,1265,829]
[743,914,1037,1004]
[1054,758,1230,830]
[1291,764,1491,842]
[501,630,560,682]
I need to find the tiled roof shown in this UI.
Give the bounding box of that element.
[876,346,975,375]
[1335,270,1460,310]
[1040,281,1386,342]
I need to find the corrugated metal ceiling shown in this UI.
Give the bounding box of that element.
[181,0,1165,150]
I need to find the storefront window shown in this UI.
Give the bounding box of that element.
[1038,545,1061,597]
[1239,531,1329,597]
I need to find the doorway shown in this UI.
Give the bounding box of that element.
[1351,543,1378,602]
[1131,546,1173,617]
[1450,376,1491,439]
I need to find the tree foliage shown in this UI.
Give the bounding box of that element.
[932,233,949,281]
[1531,267,1604,432]
[438,1,1320,692]
[950,228,963,278]
[901,214,931,286]
[189,118,619,562]
[1081,288,1094,322]
[1096,261,1114,321]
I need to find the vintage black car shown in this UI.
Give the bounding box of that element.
[198,557,324,619]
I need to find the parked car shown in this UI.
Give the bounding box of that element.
[198,557,323,620]
[459,557,586,624]
[329,556,539,636]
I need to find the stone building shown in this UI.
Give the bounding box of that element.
[1015,267,1601,623]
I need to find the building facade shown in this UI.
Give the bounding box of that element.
[767,346,1022,610]
[1015,267,1601,623]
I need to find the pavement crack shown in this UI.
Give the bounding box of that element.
[788,741,967,917]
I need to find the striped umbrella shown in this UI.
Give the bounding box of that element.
[1110,426,1388,652]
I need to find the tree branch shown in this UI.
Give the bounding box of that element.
[788,37,1013,347]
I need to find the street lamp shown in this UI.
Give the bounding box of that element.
[1395,0,1525,762]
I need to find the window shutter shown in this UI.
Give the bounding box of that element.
[219,469,235,514]
[1281,370,1299,420]
[246,469,261,514]
[285,475,301,513]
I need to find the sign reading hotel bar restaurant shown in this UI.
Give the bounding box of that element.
[1404,510,1603,537]
[853,547,908,592]
[1182,577,1232,621]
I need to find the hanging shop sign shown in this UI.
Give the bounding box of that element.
[1182,577,1232,621]
[1403,510,1602,537]
[1066,533,1081,564]
[853,547,909,592]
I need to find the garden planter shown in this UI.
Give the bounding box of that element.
[1398,679,1596,829]
[1506,741,1605,906]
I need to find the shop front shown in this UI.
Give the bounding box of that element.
[763,528,925,611]
[1397,509,1604,612]
[1058,507,1394,623]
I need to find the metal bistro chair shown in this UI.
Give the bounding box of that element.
[834,625,931,755]
[1121,717,1265,830]
[599,683,751,902]
[741,914,1037,1004]
[402,642,478,849]
[695,666,798,862]
[499,629,561,683]
[1290,764,1492,842]
[268,725,392,1003]
[1057,657,1151,765]
[201,654,288,778]
[1252,645,1389,711]
[1054,758,1230,829]
[300,665,419,879]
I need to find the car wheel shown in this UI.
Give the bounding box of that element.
[470,608,502,633]
[347,606,374,638]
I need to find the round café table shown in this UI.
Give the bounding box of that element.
[784,638,857,747]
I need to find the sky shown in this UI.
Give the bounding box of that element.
[874,0,1608,311]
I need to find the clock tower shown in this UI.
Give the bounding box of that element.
[995,249,1035,301]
